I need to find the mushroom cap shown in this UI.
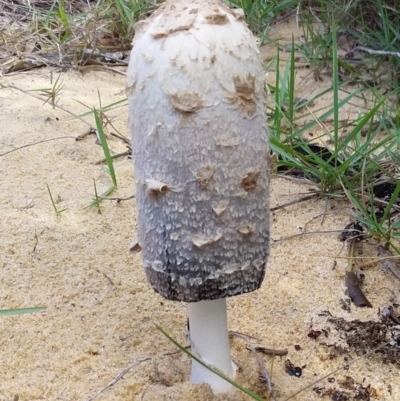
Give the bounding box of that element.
[127,0,270,302]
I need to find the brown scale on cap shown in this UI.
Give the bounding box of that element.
[168,92,203,113]
[195,165,215,189]
[241,170,261,191]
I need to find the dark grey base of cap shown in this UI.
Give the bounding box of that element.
[144,263,267,302]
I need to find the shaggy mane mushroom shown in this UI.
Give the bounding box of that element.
[128,0,270,394]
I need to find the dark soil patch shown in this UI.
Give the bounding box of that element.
[329,317,400,368]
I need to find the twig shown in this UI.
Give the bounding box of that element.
[110,131,130,145]
[96,269,114,286]
[272,229,361,244]
[377,245,400,280]
[252,347,288,357]
[346,236,357,273]
[0,136,76,157]
[84,357,152,401]
[102,195,135,202]
[304,207,350,232]
[76,128,96,141]
[140,383,153,401]
[229,332,276,401]
[271,193,319,212]
[321,197,329,225]
[84,349,181,401]
[77,65,127,76]
[359,194,400,212]
[95,151,130,165]
[103,55,129,66]
[228,330,259,341]
[32,229,41,253]
[355,46,400,59]
[305,104,330,136]
[275,174,319,187]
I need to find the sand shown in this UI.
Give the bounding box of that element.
[1,19,399,401]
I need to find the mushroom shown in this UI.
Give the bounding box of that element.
[127,0,269,394]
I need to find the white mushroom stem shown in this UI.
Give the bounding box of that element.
[188,298,236,393]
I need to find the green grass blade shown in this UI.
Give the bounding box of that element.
[156,324,265,400]
[331,18,339,161]
[57,0,71,42]
[93,178,102,214]
[297,90,359,137]
[76,98,128,120]
[85,186,116,209]
[115,0,136,27]
[288,36,295,136]
[0,307,46,316]
[381,181,400,223]
[94,108,117,188]
[337,96,391,151]
[274,48,283,140]
[47,184,67,215]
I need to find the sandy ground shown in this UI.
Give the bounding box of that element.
[1,19,399,401]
